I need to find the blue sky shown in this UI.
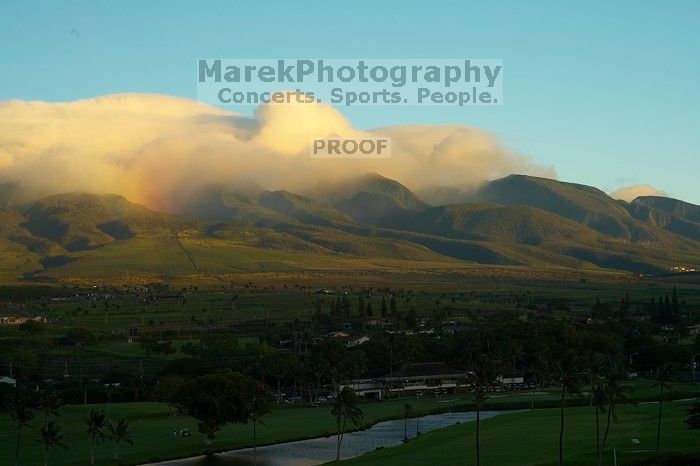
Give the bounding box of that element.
[1,0,698,202]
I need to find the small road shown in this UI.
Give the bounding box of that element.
[170,229,200,273]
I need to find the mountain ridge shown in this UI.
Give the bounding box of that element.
[0,174,697,282]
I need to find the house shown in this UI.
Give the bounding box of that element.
[340,362,469,399]
[339,379,384,399]
[497,375,525,387]
[0,316,28,326]
[0,376,17,387]
[343,335,370,348]
[0,316,46,326]
[442,321,467,335]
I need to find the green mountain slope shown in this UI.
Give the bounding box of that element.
[326,173,428,224]
[19,193,189,251]
[632,196,700,223]
[477,174,698,249]
[257,190,354,226]
[182,186,353,226]
[1,173,699,283]
[477,175,636,237]
[374,203,600,245]
[317,173,427,210]
[625,201,700,242]
[0,191,454,282]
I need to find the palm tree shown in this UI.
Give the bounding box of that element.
[403,403,412,441]
[36,391,61,425]
[9,395,34,466]
[85,409,106,465]
[591,383,607,466]
[467,357,494,466]
[105,384,115,421]
[556,351,581,466]
[331,387,364,461]
[107,419,133,461]
[654,364,673,454]
[36,420,67,466]
[601,367,633,455]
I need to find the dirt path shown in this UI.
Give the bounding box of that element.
[170,229,200,273]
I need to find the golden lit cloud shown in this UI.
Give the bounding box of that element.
[0,93,555,211]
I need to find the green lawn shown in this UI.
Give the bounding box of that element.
[341,399,700,466]
[0,396,469,466]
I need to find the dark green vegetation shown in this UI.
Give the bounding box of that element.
[1,173,699,284]
[1,275,699,465]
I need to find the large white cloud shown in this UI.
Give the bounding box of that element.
[0,93,555,211]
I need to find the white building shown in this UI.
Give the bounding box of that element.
[0,376,17,387]
[497,375,525,386]
[343,335,370,348]
[339,379,384,399]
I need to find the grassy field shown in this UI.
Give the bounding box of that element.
[342,399,700,466]
[1,382,698,466]
[0,395,471,466]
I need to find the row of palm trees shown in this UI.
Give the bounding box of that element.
[314,346,676,466]
[328,364,645,465]
[86,409,134,465]
[4,389,133,466]
[464,358,676,466]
